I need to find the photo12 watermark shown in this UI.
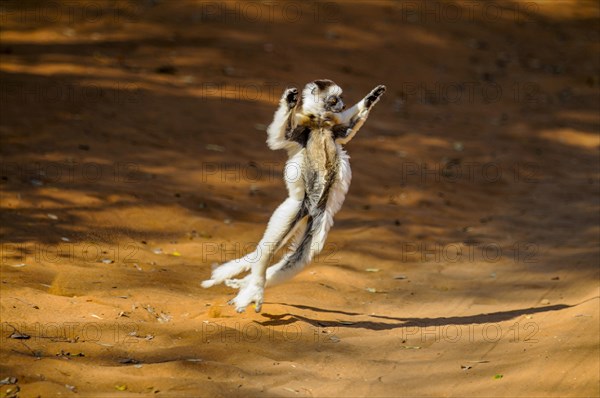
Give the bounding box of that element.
[1,241,141,266]
[396,241,540,264]
[394,1,539,25]
[0,1,341,25]
[0,1,143,25]
[201,241,340,265]
[399,81,544,105]
[200,161,281,183]
[1,321,146,345]
[399,322,540,344]
[397,161,541,185]
[0,82,142,105]
[191,1,341,24]
[1,161,143,185]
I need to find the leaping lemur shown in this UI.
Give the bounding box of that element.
[202,79,386,313]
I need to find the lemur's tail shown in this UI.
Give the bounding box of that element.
[266,210,333,287]
[200,256,254,288]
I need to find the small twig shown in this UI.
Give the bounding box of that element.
[10,297,39,309]
[4,322,40,358]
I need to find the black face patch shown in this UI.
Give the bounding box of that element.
[325,95,344,112]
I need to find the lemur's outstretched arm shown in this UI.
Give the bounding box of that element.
[266,87,301,152]
[333,85,386,145]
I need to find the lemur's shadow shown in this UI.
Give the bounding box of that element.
[255,300,596,330]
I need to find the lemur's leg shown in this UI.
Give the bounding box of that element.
[223,202,307,313]
[222,155,308,311]
[333,85,386,145]
[225,215,308,287]
[224,213,327,312]
[201,196,305,288]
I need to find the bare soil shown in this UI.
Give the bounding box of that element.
[1,1,599,397]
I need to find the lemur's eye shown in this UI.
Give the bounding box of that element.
[329,97,337,105]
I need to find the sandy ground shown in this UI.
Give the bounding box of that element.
[1,1,599,397]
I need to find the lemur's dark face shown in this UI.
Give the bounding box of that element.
[325,93,345,113]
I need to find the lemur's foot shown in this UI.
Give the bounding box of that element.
[226,275,264,313]
[284,87,299,109]
[365,85,386,108]
[201,260,249,288]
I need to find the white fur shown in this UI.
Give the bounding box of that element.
[201,81,385,312]
[266,96,299,153]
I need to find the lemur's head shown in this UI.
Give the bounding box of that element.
[301,79,345,115]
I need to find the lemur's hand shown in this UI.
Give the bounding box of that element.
[365,85,386,109]
[283,87,299,109]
